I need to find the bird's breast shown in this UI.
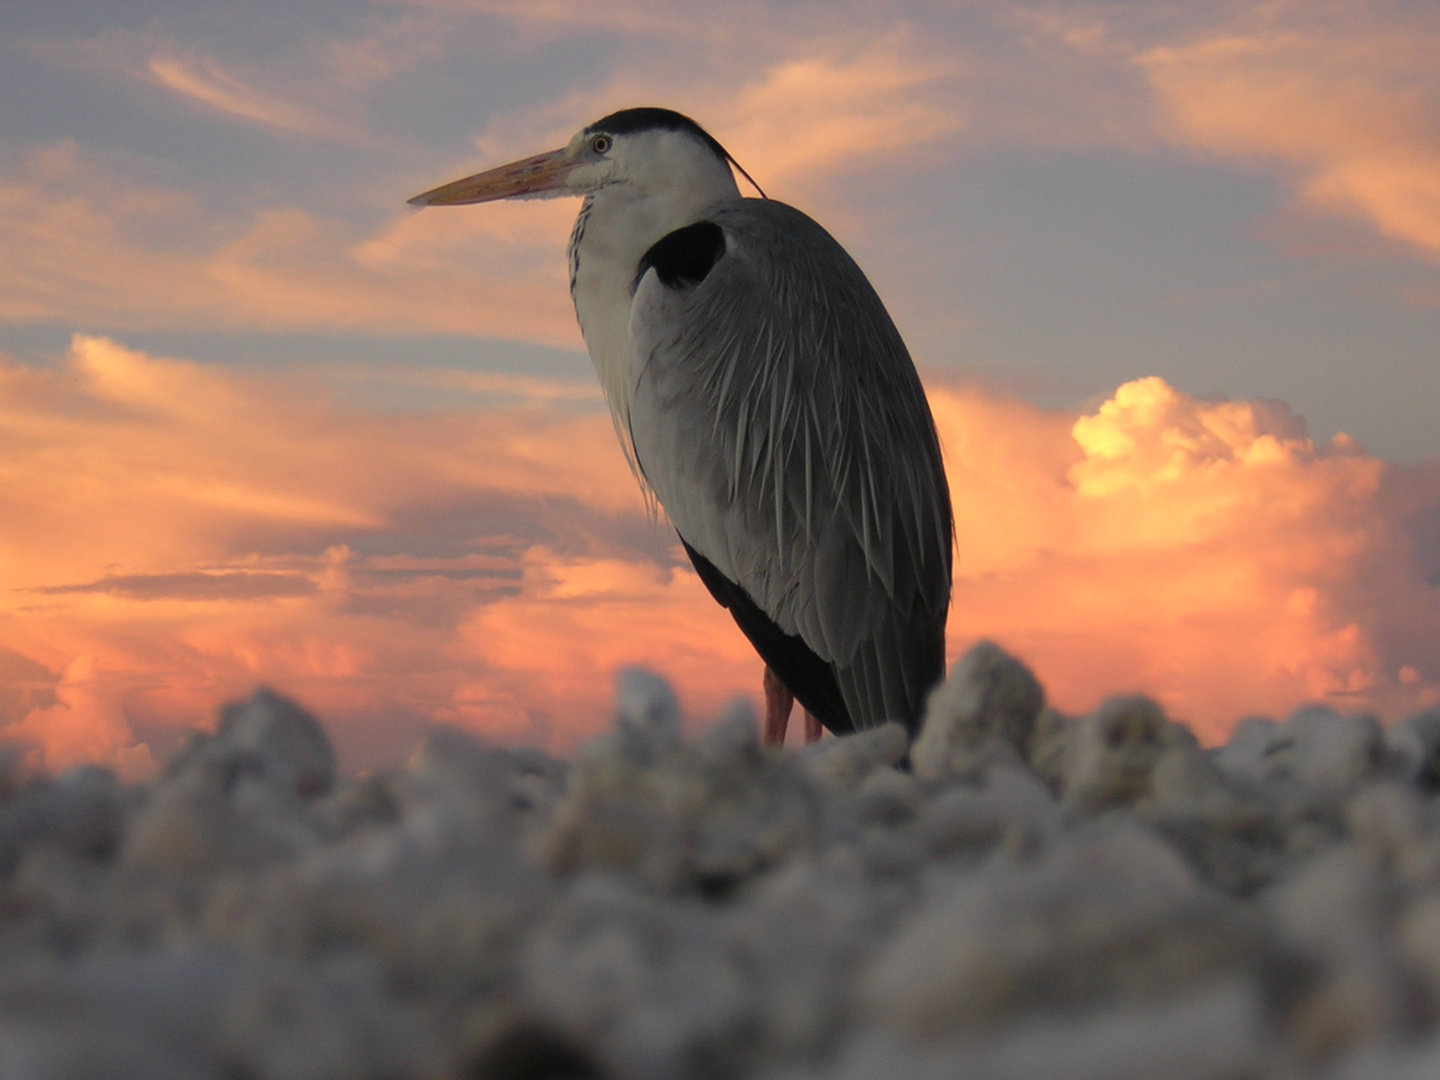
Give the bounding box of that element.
[568,202,647,458]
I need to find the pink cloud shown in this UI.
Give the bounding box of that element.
[0,38,961,348]
[0,143,579,342]
[12,16,966,345]
[144,54,361,141]
[712,28,964,191]
[33,23,391,145]
[937,375,1436,742]
[3,336,1438,774]
[1134,7,1440,260]
[450,24,963,214]
[0,656,157,782]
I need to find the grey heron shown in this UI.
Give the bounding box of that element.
[410,108,952,745]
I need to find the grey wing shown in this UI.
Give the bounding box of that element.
[626,199,953,731]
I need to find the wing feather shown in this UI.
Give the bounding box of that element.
[628,199,952,731]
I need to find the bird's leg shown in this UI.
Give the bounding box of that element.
[762,666,794,746]
[803,710,824,744]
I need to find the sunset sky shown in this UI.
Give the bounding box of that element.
[3,0,1439,777]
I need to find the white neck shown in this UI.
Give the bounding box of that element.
[567,132,741,476]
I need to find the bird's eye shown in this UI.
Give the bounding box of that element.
[590,135,612,155]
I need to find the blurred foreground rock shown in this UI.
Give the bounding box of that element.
[7,643,1440,1078]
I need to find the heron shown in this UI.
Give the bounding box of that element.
[410,107,952,746]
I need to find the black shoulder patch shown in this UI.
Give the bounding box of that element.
[634,222,726,294]
[680,538,855,736]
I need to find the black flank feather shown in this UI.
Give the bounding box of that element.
[681,538,855,735]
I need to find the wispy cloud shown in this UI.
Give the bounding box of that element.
[32,23,376,145]
[143,53,363,142]
[0,24,965,345]
[0,142,579,342]
[448,23,965,233]
[1133,7,1440,261]
[388,0,776,42]
[317,12,450,89]
[715,28,964,190]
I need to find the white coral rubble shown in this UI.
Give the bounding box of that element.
[4,648,1440,1079]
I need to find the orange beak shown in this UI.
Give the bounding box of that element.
[407,147,576,207]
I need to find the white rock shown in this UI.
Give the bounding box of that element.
[11,664,1440,1080]
[1214,707,1388,800]
[799,723,908,790]
[1266,846,1415,1058]
[1333,1039,1440,1080]
[852,766,921,829]
[722,860,880,1062]
[535,694,818,893]
[860,824,1231,1037]
[1399,893,1440,1003]
[831,978,1266,1080]
[1269,846,1387,950]
[911,641,1044,781]
[400,726,565,847]
[121,785,315,876]
[614,667,683,743]
[912,765,1064,860]
[1387,707,1440,795]
[521,877,748,1080]
[1346,782,1439,882]
[163,688,335,803]
[0,766,126,879]
[1062,696,1200,810]
[214,958,437,1080]
[695,700,762,767]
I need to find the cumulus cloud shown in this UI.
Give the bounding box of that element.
[0,656,158,782]
[938,375,1438,742]
[2,336,1438,771]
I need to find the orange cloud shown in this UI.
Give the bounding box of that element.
[3,336,1437,775]
[459,25,962,212]
[936,375,1436,743]
[409,0,726,38]
[0,656,157,782]
[36,23,386,144]
[145,54,360,141]
[1135,10,1440,260]
[1,28,958,345]
[0,334,755,773]
[714,28,963,191]
[450,546,763,744]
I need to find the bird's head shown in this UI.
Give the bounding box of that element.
[408,107,761,210]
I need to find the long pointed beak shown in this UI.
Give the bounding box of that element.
[408,147,575,207]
